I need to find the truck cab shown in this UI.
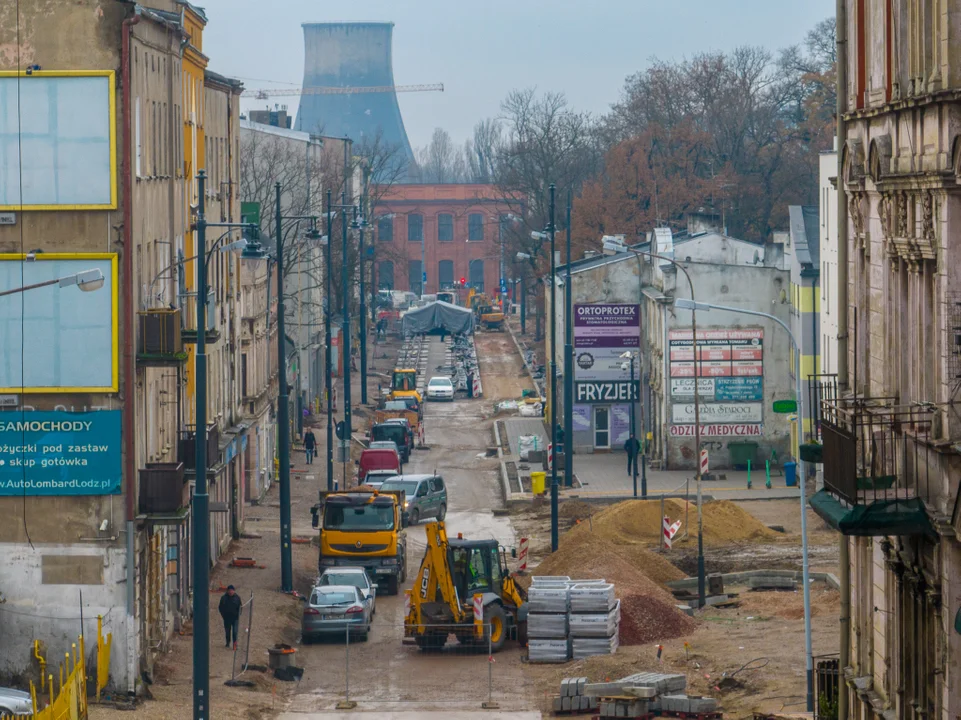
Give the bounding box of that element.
[311,489,408,595]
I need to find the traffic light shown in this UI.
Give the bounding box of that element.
[459,277,466,285]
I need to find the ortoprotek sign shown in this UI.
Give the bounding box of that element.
[0,410,122,495]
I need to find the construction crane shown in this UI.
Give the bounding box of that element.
[242,84,444,100]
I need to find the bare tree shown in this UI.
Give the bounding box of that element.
[464,118,503,183]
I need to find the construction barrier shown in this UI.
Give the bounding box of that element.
[25,616,111,720]
[518,537,529,571]
[95,616,112,702]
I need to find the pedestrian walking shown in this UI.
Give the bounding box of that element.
[624,434,641,476]
[466,369,474,398]
[304,427,317,465]
[219,585,242,650]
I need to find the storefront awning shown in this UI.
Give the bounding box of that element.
[810,489,934,537]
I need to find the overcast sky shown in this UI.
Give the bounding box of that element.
[200,0,836,150]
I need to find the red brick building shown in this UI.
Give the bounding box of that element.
[371,184,514,296]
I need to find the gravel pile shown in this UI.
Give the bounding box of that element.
[617,593,696,646]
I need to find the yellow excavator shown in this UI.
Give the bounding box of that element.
[389,368,421,404]
[404,521,528,652]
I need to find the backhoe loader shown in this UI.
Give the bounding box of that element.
[404,521,528,652]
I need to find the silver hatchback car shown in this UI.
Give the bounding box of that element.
[302,585,372,643]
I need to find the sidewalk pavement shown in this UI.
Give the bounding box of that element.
[568,451,800,501]
[503,417,549,457]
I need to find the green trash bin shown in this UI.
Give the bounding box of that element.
[728,442,759,470]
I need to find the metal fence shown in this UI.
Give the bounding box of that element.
[305,622,503,710]
[813,654,840,720]
[22,616,112,720]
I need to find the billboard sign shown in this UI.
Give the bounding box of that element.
[575,381,639,403]
[672,402,763,424]
[669,328,763,378]
[0,410,122,495]
[669,424,763,437]
[670,377,763,401]
[574,304,639,399]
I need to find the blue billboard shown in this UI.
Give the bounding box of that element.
[0,410,122,495]
[714,377,763,402]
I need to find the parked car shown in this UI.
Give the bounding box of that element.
[368,440,401,456]
[357,447,400,484]
[426,376,455,401]
[0,686,32,716]
[382,418,415,455]
[370,423,411,463]
[302,584,372,643]
[379,473,447,526]
[361,469,400,489]
[316,566,377,616]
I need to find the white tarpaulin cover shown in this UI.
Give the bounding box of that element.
[401,301,474,336]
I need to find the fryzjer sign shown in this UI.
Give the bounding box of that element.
[574,303,640,390]
[0,410,121,495]
[575,381,640,403]
[672,402,763,424]
[669,424,763,437]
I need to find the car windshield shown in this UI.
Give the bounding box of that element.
[429,378,451,387]
[323,504,395,531]
[311,589,356,606]
[371,426,405,445]
[380,480,419,496]
[321,573,368,590]
[383,401,409,411]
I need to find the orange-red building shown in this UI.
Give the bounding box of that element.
[372,184,515,296]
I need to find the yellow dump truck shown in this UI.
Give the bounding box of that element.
[310,488,409,595]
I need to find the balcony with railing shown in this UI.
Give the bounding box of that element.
[178,423,221,471]
[138,462,188,523]
[811,393,939,536]
[137,308,187,366]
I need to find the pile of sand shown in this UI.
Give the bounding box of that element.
[565,499,779,548]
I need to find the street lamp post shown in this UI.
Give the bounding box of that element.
[341,190,352,486]
[325,190,334,492]
[0,268,105,297]
[547,185,558,552]
[602,238,704,603]
[272,187,323,594]
[274,183,294,595]
[357,188,369,405]
[675,297,814,712]
[563,190,574,490]
[191,170,264,720]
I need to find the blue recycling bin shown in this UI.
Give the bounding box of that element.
[784,461,798,487]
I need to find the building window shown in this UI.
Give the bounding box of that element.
[408,214,424,242]
[378,260,394,290]
[469,259,485,291]
[437,213,453,242]
[468,214,484,242]
[377,216,393,242]
[409,260,423,295]
[438,260,454,289]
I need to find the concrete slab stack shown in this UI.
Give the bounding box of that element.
[527,577,620,664]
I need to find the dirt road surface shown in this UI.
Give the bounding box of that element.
[282,334,538,716]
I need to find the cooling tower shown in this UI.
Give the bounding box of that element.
[296,23,415,169]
